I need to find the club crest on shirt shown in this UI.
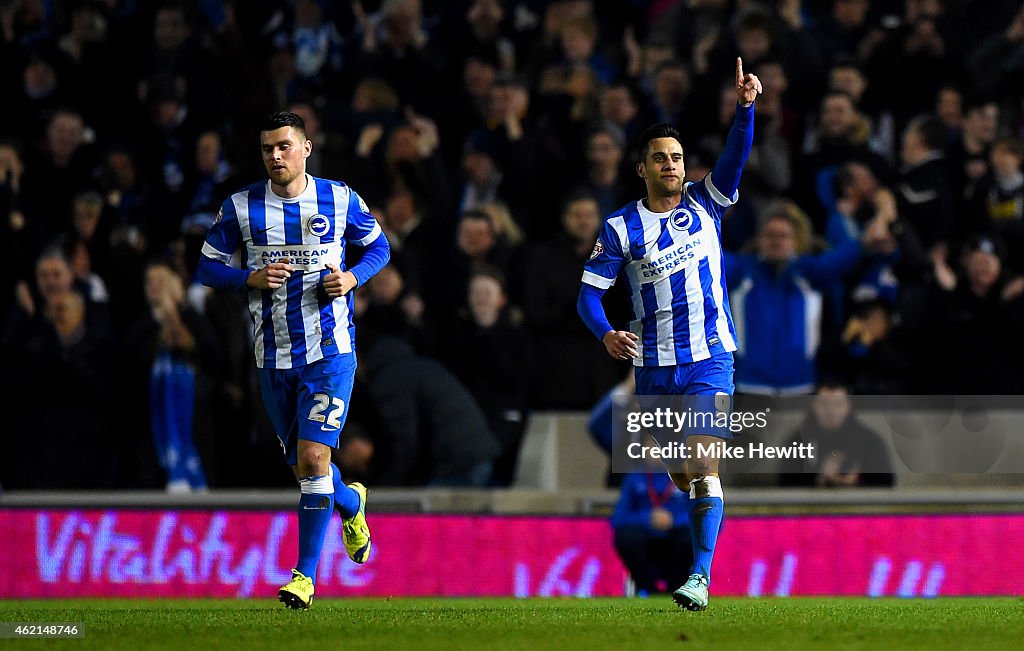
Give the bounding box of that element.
[669,208,693,231]
[307,214,330,237]
[589,239,604,260]
[214,207,223,224]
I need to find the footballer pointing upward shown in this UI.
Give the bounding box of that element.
[578,58,761,611]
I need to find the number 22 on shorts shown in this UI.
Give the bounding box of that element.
[308,393,345,431]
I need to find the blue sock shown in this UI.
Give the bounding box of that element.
[331,462,360,518]
[687,476,724,580]
[296,471,335,583]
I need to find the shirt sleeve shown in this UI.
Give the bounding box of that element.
[582,218,628,289]
[577,284,614,341]
[197,255,249,290]
[198,197,250,289]
[688,103,754,221]
[200,197,242,265]
[343,188,383,246]
[709,103,754,202]
[348,233,391,287]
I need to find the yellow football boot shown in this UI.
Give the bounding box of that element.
[278,568,314,609]
[343,482,372,564]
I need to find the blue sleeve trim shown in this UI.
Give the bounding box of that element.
[198,255,250,290]
[710,104,755,200]
[348,232,391,287]
[578,284,614,341]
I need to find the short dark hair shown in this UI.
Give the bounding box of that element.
[636,123,683,163]
[260,111,307,138]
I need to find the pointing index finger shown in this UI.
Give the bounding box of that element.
[736,57,743,86]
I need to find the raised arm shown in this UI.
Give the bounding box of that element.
[708,58,761,201]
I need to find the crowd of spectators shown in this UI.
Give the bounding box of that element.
[2,0,1024,490]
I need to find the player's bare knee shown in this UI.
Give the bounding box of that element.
[296,445,330,478]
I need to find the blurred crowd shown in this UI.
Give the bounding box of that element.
[2,0,1024,490]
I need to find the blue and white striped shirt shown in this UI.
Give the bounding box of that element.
[201,174,383,369]
[582,175,739,367]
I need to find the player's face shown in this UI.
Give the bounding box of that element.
[260,126,310,187]
[639,137,684,197]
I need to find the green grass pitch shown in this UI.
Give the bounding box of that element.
[1,598,1023,650]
